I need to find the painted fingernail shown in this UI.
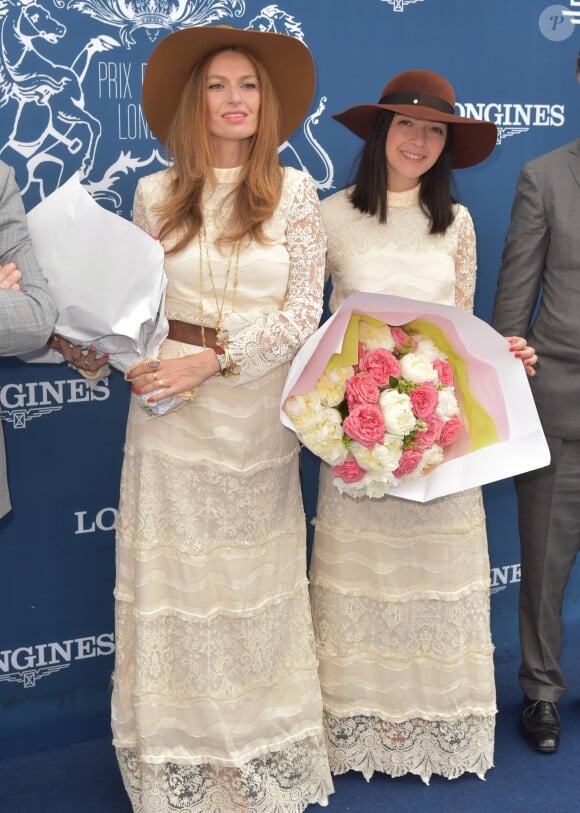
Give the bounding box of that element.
[132,388,141,394]
[515,352,521,358]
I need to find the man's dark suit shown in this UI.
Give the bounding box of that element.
[492,138,580,705]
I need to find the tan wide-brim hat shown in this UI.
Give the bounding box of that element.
[333,69,497,169]
[142,25,316,146]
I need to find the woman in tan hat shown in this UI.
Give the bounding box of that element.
[309,69,535,785]
[109,24,333,812]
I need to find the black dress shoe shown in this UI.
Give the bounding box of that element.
[520,700,560,753]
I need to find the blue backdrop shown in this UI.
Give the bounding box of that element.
[0,0,578,759]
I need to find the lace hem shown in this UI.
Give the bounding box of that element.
[116,732,333,813]
[323,711,494,784]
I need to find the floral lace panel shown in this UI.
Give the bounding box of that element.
[133,183,152,234]
[117,446,303,555]
[114,589,318,698]
[453,206,477,313]
[116,733,333,813]
[324,711,494,784]
[310,586,493,659]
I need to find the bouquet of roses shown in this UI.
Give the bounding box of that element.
[281,293,549,502]
[284,316,465,498]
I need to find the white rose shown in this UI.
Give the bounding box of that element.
[284,392,324,433]
[436,387,460,418]
[363,470,398,497]
[359,320,395,352]
[332,477,368,498]
[415,444,445,477]
[315,365,354,407]
[379,390,417,436]
[414,335,446,362]
[350,435,402,473]
[302,407,348,466]
[317,406,344,441]
[310,439,349,466]
[333,470,396,499]
[399,352,439,384]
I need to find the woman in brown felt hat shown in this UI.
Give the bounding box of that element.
[308,69,536,785]
[109,24,333,813]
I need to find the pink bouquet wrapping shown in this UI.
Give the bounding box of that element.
[280,292,550,502]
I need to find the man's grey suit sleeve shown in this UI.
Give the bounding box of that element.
[0,164,57,355]
[491,162,548,337]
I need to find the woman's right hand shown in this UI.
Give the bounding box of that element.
[49,335,110,375]
[126,351,220,402]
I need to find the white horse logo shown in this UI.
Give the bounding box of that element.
[0,0,117,200]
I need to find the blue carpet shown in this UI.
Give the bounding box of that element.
[1,646,580,813]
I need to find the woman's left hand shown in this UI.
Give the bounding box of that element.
[126,351,220,402]
[507,336,537,378]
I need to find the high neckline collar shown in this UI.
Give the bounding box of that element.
[387,184,420,209]
[213,166,243,184]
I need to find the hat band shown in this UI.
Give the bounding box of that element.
[379,91,454,115]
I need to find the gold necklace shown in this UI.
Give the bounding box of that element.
[197,224,241,346]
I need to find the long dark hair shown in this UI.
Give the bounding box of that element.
[349,110,456,234]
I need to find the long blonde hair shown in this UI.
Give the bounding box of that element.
[155,47,283,254]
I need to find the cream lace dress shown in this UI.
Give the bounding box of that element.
[111,166,333,812]
[310,186,496,784]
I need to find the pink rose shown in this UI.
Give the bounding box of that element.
[360,348,401,387]
[409,383,439,419]
[393,448,423,478]
[345,372,380,410]
[433,359,454,387]
[392,326,417,354]
[332,455,366,483]
[414,415,444,450]
[343,403,385,448]
[439,415,464,447]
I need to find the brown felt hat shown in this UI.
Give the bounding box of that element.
[142,25,316,146]
[333,69,497,169]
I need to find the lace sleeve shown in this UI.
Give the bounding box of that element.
[453,206,477,313]
[223,175,326,377]
[132,181,153,233]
